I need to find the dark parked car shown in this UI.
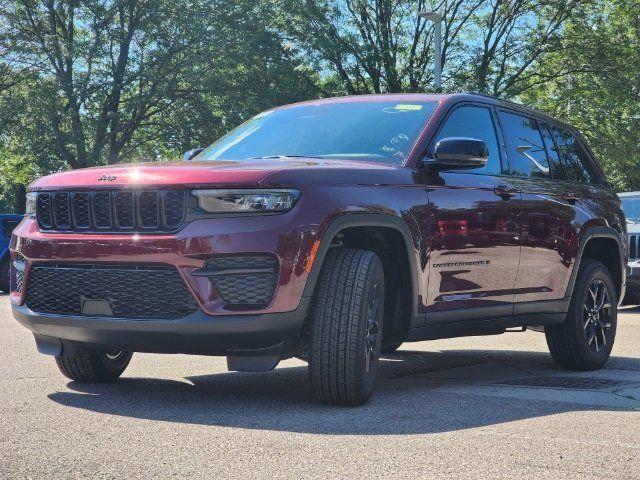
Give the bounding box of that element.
[618,191,640,304]
[0,214,23,292]
[10,93,626,406]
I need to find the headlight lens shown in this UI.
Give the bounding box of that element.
[192,189,301,214]
[25,192,37,218]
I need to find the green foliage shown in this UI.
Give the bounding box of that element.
[522,0,640,191]
[0,148,34,213]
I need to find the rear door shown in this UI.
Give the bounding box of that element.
[424,104,521,321]
[497,110,577,305]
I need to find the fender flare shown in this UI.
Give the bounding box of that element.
[301,213,421,322]
[565,226,626,302]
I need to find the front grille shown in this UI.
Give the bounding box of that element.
[629,234,638,261]
[203,256,278,307]
[35,190,187,232]
[25,264,199,319]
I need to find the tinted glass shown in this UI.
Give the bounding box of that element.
[498,111,550,178]
[549,126,596,184]
[434,106,502,175]
[196,101,438,165]
[539,124,567,180]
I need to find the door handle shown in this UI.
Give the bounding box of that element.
[562,192,580,204]
[494,185,518,200]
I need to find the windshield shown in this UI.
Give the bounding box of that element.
[622,197,640,222]
[195,101,438,165]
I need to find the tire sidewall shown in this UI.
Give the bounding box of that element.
[355,259,385,397]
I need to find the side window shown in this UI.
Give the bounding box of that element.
[434,106,502,175]
[549,126,596,184]
[539,124,567,181]
[498,111,550,178]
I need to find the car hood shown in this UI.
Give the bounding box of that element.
[28,158,400,190]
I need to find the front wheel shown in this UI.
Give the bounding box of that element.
[55,349,133,382]
[308,248,385,406]
[546,259,617,371]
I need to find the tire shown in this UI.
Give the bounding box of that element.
[55,350,133,382]
[0,255,9,293]
[381,342,402,354]
[308,248,385,406]
[545,259,617,371]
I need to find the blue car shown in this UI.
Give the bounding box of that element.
[0,214,23,292]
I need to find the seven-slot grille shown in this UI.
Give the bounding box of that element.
[629,234,638,261]
[35,190,186,232]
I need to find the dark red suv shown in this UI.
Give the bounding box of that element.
[10,93,627,406]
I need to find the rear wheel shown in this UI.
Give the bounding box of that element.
[55,349,133,382]
[0,255,9,293]
[308,248,385,406]
[546,259,617,371]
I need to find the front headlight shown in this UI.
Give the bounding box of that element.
[191,189,301,214]
[25,192,37,218]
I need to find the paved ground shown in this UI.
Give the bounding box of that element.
[1,296,639,479]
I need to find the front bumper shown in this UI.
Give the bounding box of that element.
[9,212,322,358]
[12,301,309,356]
[10,213,320,316]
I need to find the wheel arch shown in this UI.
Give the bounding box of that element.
[566,227,626,304]
[302,214,422,340]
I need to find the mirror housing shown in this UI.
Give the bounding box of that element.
[183,148,204,161]
[422,137,488,170]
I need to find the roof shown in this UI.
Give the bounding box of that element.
[618,192,640,198]
[275,92,568,129]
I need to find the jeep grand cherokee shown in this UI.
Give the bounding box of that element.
[10,93,626,406]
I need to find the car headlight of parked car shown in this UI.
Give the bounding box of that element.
[191,189,300,214]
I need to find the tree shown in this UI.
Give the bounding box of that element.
[273,0,588,96]
[0,0,217,167]
[462,0,586,96]
[523,0,640,190]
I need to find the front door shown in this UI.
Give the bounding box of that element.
[423,104,522,322]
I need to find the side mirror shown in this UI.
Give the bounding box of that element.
[183,148,204,161]
[423,137,488,170]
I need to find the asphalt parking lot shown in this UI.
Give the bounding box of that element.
[1,295,639,479]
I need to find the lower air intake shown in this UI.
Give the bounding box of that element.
[203,256,278,307]
[25,264,199,319]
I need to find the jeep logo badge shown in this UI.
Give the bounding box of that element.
[98,174,117,181]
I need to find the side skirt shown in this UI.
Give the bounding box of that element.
[406,312,566,342]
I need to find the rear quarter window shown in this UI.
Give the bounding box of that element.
[548,125,599,185]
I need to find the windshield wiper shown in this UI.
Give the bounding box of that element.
[249,155,325,160]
